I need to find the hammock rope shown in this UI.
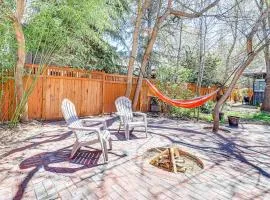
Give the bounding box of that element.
[145,79,219,109]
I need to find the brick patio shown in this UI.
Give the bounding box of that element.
[0,117,270,200]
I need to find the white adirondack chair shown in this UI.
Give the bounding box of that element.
[61,99,112,163]
[115,96,147,140]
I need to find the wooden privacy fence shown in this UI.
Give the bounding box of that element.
[0,64,149,121]
[0,64,220,122]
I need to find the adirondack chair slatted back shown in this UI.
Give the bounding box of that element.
[61,99,81,126]
[115,97,133,123]
[61,99,101,143]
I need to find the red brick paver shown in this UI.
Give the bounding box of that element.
[0,118,270,199]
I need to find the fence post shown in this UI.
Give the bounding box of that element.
[41,68,47,120]
[139,82,143,111]
[102,71,105,114]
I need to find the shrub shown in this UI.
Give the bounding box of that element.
[201,101,215,114]
[170,107,195,119]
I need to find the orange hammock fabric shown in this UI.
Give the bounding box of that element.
[146,79,219,109]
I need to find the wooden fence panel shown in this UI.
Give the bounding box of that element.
[42,77,79,120]
[24,77,43,119]
[103,82,126,113]
[0,80,15,121]
[0,82,9,121]
[80,79,103,116]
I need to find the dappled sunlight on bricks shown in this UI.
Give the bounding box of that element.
[0,118,270,199]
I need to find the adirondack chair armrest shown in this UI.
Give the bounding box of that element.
[81,118,106,128]
[115,112,128,124]
[133,112,147,123]
[68,123,101,135]
[115,112,125,117]
[133,112,147,117]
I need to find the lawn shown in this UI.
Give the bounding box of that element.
[170,103,270,125]
[199,105,270,124]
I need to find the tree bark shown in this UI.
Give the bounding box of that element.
[132,9,170,110]
[261,0,270,111]
[196,17,207,119]
[125,0,146,98]
[176,20,183,67]
[13,0,28,121]
[196,17,206,95]
[262,73,270,111]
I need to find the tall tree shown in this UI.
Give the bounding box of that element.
[196,15,207,119]
[13,0,28,121]
[260,0,270,112]
[176,19,183,67]
[223,5,239,79]
[196,17,207,96]
[25,0,128,71]
[132,0,221,109]
[212,8,270,132]
[125,0,150,98]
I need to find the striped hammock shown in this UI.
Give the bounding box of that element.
[146,79,219,109]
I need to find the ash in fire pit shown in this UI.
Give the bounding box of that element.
[146,146,204,174]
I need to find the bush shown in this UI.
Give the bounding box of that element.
[170,107,195,119]
[201,101,215,114]
[153,82,194,115]
[231,89,242,102]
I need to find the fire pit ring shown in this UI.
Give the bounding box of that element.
[145,146,204,174]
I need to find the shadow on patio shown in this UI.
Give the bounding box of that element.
[14,147,104,200]
[147,123,270,179]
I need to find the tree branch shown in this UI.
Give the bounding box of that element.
[170,0,220,18]
[16,0,25,22]
[247,7,270,53]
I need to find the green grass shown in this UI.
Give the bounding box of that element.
[197,112,213,122]
[252,112,270,121]
[197,111,270,124]
[168,104,270,124]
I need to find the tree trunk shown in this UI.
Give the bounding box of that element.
[261,1,270,111]
[13,0,28,121]
[261,32,270,111]
[125,0,149,98]
[132,10,170,110]
[196,17,204,119]
[262,74,270,111]
[213,50,264,132]
[196,18,206,94]
[174,19,183,83]
[224,5,238,79]
[176,20,183,68]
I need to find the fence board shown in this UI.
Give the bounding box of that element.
[25,77,43,119]
[0,80,11,121]
[80,79,102,116]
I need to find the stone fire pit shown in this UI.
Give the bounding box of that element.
[145,146,204,174]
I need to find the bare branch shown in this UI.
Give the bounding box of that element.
[170,0,220,18]
[248,8,270,39]
[247,7,270,53]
